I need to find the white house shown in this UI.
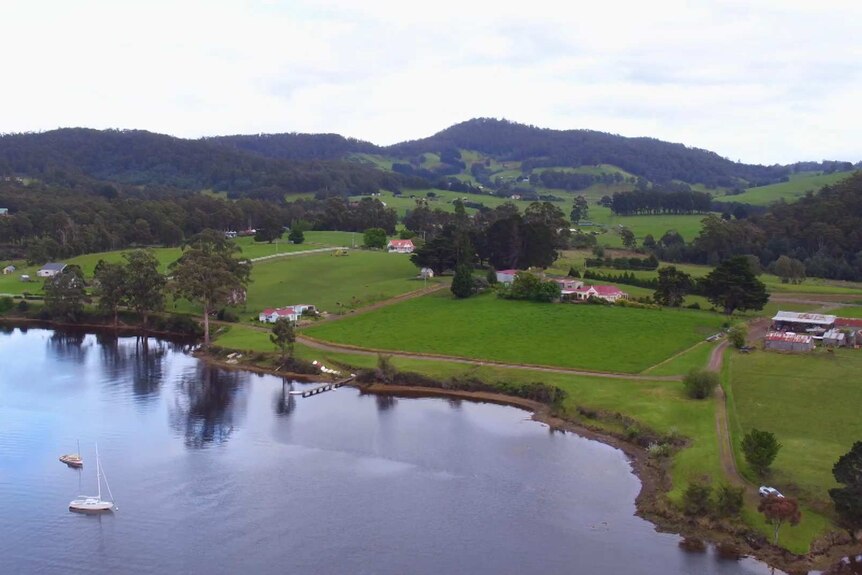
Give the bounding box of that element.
[495,269,519,284]
[571,285,628,303]
[387,239,415,253]
[2,265,15,275]
[259,307,299,323]
[37,263,67,278]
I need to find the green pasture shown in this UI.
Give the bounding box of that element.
[303,290,725,373]
[726,348,862,506]
[243,249,435,316]
[727,171,856,206]
[831,306,862,318]
[641,341,716,376]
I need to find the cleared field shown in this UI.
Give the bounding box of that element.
[244,249,434,316]
[641,341,716,376]
[727,171,856,206]
[831,306,862,318]
[726,349,862,505]
[303,291,725,373]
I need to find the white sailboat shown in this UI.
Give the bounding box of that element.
[69,443,116,513]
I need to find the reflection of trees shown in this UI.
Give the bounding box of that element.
[48,330,88,363]
[95,333,167,399]
[376,394,397,412]
[274,381,297,417]
[169,364,248,448]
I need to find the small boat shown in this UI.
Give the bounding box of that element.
[60,440,83,468]
[69,443,115,513]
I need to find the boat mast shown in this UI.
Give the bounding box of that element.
[96,443,102,501]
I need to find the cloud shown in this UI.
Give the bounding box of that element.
[1,0,860,163]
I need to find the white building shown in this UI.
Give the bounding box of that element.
[387,239,415,253]
[37,263,67,278]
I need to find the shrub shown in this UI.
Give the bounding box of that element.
[682,369,719,399]
[17,299,29,312]
[288,229,305,244]
[0,296,13,313]
[714,484,745,517]
[727,323,748,349]
[741,429,781,476]
[647,442,672,458]
[686,302,701,310]
[398,229,416,240]
[217,308,239,322]
[682,481,713,515]
[486,267,497,285]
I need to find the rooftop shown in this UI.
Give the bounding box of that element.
[772,311,836,326]
[765,331,813,343]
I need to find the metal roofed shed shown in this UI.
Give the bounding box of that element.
[771,311,836,331]
[823,329,846,347]
[764,331,815,353]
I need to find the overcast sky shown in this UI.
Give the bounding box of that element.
[3,0,860,164]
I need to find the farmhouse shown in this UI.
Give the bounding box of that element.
[36,263,67,278]
[495,269,519,284]
[571,285,628,303]
[2,265,15,275]
[771,311,836,334]
[764,331,815,353]
[387,239,414,254]
[258,304,317,323]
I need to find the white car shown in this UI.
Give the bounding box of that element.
[759,486,783,498]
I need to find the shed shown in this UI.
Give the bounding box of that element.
[822,329,846,347]
[764,331,814,353]
[495,269,519,285]
[2,264,15,275]
[771,311,836,333]
[37,262,67,278]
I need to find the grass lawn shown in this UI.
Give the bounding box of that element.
[303,290,725,373]
[641,341,716,376]
[243,249,436,317]
[830,306,862,318]
[726,348,862,506]
[727,171,857,206]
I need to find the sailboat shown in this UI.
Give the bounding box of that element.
[69,443,116,513]
[59,440,83,468]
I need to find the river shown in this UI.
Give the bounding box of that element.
[0,327,788,574]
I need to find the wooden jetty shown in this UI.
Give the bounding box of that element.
[288,376,355,398]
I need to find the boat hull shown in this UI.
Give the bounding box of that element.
[59,455,83,468]
[69,497,113,513]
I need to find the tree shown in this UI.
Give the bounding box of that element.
[451,263,474,298]
[410,233,458,275]
[701,256,769,315]
[43,266,87,322]
[758,495,801,545]
[363,227,387,249]
[123,249,166,328]
[171,230,251,347]
[829,441,862,532]
[288,229,305,244]
[570,195,589,224]
[682,481,712,515]
[682,369,719,399]
[771,255,806,284]
[94,260,127,326]
[715,484,745,517]
[742,429,781,476]
[620,228,636,249]
[653,266,693,307]
[642,234,657,250]
[727,323,748,349]
[270,318,296,362]
[486,267,498,285]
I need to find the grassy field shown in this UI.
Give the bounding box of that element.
[725,171,856,206]
[243,249,435,316]
[726,348,862,505]
[641,341,716,376]
[303,290,725,373]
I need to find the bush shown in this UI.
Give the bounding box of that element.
[741,429,781,476]
[686,302,701,310]
[152,314,204,337]
[727,323,748,349]
[682,481,712,515]
[714,484,744,517]
[217,308,239,322]
[288,229,305,244]
[647,442,672,458]
[682,369,719,399]
[17,299,29,312]
[0,296,13,313]
[398,229,416,240]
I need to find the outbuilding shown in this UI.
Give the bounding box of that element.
[495,269,519,285]
[2,265,15,275]
[771,311,836,334]
[764,331,815,353]
[37,263,67,278]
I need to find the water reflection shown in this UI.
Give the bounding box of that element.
[169,364,248,448]
[375,394,397,412]
[274,381,297,417]
[95,333,169,401]
[48,330,88,363]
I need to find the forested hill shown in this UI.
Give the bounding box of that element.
[386,118,788,188]
[0,129,412,199]
[207,133,380,160]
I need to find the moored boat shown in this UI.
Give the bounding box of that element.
[69,443,115,513]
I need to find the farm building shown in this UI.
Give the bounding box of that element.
[2,265,15,275]
[822,329,846,347]
[419,267,434,279]
[387,239,414,254]
[36,263,67,278]
[550,277,584,291]
[571,285,628,303]
[495,269,519,285]
[835,318,862,347]
[764,331,815,353]
[771,311,836,334]
[258,304,317,324]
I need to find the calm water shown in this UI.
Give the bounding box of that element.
[0,327,784,575]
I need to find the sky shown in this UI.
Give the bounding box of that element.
[2,0,861,165]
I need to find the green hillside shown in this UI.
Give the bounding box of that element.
[724,171,856,205]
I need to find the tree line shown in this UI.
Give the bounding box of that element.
[609,188,712,216]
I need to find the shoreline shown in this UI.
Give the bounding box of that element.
[3,317,859,571]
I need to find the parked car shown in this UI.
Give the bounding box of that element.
[759,486,783,498]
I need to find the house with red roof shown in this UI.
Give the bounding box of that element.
[258,304,317,324]
[387,239,415,253]
[495,269,520,284]
[571,285,629,303]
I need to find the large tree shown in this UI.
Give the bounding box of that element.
[170,230,251,346]
[570,195,589,224]
[124,249,166,328]
[653,266,692,307]
[270,318,296,363]
[829,441,862,532]
[700,256,769,315]
[94,260,127,326]
[43,265,87,322]
[363,227,387,249]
